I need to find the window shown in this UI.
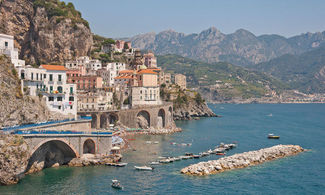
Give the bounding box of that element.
[58,106,61,110]
[57,86,63,93]
[58,75,62,82]
[57,97,63,101]
[69,96,74,101]
[36,73,38,80]
[5,42,8,47]
[70,105,73,109]
[44,74,46,79]
[49,74,53,81]
[140,90,142,94]
[49,97,54,101]
[31,73,34,80]
[36,84,38,89]
[70,87,73,94]
[50,86,53,92]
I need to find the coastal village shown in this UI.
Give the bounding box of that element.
[0,33,187,120]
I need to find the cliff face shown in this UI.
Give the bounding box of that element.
[160,84,216,120]
[0,135,29,185]
[0,55,67,128]
[0,0,93,65]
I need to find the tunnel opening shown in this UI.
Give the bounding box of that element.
[26,140,77,173]
[83,139,96,154]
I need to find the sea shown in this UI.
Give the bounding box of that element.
[1,104,325,195]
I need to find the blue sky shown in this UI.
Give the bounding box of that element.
[65,0,325,38]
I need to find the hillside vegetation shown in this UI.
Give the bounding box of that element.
[250,46,325,93]
[158,55,287,101]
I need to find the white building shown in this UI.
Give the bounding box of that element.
[77,91,113,111]
[0,33,25,68]
[131,86,161,106]
[65,56,102,71]
[19,65,77,118]
[106,62,126,86]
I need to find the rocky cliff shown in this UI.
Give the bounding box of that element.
[0,55,67,128]
[128,27,325,66]
[0,135,29,185]
[160,84,216,120]
[0,0,93,65]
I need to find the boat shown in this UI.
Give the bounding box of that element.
[134,166,154,171]
[105,163,116,166]
[173,157,181,161]
[179,155,191,160]
[170,142,177,145]
[154,141,159,144]
[111,180,123,190]
[187,143,192,146]
[115,163,128,167]
[146,141,152,144]
[158,156,167,159]
[150,162,160,165]
[159,159,171,163]
[185,152,193,156]
[199,152,210,157]
[268,134,280,139]
[193,155,200,158]
[216,153,226,155]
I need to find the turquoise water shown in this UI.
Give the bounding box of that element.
[1,104,325,194]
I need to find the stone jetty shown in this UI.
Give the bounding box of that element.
[180,145,304,176]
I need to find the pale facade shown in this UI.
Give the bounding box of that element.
[143,51,157,68]
[106,62,126,86]
[19,65,77,117]
[65,56,102,71]
[131,86,161,106]
[175,74,187,89]
[78,91,113,111]
[0,33,25,68]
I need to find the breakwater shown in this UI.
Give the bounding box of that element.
[180,145,304,176]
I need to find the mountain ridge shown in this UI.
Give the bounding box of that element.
[128,27,325,66]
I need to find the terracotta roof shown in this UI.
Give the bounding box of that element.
[41,65,67,71]
[137,69,158,74]
[115,76,133,79]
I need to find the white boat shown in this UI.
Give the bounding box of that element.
[154,141,159,144]
[146,141,152,144]
[111,180,123,190]
[134,166,154,171]
[149,162,160,165]
[158,156,167,159]
[159,159,171,163]
[115,163,128,167]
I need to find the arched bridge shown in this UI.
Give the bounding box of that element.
[22,134,112,172]
[78,102,174,129]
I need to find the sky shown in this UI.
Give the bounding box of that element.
[65,0,325,38]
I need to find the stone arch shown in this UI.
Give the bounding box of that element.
[108,113,119,125]
[83,139,96,154]
[26,139,78,173]
[136,110,151,129]
[158,109,166,128]
[91,114,97,129]
[100,113,108,129]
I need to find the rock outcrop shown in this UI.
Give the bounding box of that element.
[0,135,29,185]
[181,145,304,176]
[0,0,93,65]
[0,55,68,128]
[173,101,217,120]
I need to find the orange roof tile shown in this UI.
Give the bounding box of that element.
[41,65,67,71]
[137,69,158,74]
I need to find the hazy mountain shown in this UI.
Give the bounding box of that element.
[250,45,325,93]
[128,27,325,66]
[157,55,287,102]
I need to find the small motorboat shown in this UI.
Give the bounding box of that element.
[154,141,159,144]
[146,141,152,144]
[150,162,160,165]
[179,155,191,160]
[105,163,116,166]
[170,142,177,145]
[173,157,181,161]
[193,155,200,158]
[134,166,154,171]
[115,163,128,167]
[216,153,226,155]
[111,180,123,190]
[187,143,192,146]
[268,134,280,139]
[185,152,193,156]
[159,159,171,163]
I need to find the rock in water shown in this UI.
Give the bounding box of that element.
[180,145,304,176]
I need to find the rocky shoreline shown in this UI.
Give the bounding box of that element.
[180,145,304,176]
[173,102,217,120]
